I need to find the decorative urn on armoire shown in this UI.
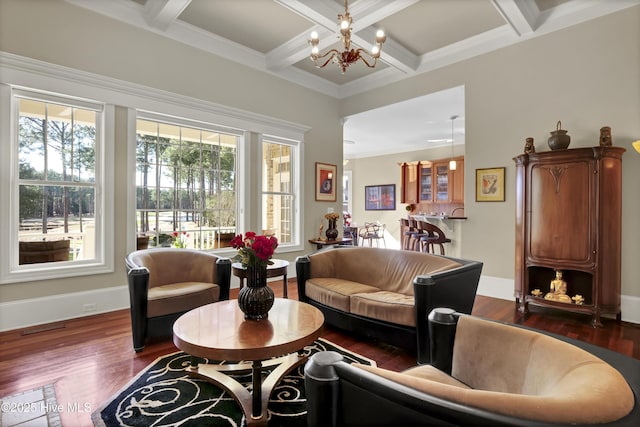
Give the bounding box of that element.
[547,120,571,150]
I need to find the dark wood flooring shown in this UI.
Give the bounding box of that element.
[1,282,639,426]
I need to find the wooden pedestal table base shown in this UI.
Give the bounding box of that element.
[173,299,324,426]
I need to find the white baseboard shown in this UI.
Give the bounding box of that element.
[2,274,638,332]
[621,295,640,324]
[0,286,129,332]
[478,275,640,324]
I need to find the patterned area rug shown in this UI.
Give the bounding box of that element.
[92,338,375,427]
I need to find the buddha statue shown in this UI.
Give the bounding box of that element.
[544,270,572,303]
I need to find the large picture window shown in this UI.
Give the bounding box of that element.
[135,116,239,250]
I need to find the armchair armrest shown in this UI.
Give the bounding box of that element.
[413,257,482,363]
[127,266,150,352]
[215,257,232,301]
[296,255,311,303]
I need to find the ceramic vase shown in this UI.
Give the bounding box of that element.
[325,218,339,240]
[237,264,274,321]
[548,121,571,150]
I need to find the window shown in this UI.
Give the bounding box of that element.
[1,88,113,283]
[262,138,298,245]
[135,116,239,250]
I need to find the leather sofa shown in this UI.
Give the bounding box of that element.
[296,246,483,363]
[126,248,231,351]
[305,310,640,427]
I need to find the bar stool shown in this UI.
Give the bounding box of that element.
[415,220,436,252]
[419,222,451,255]
[401,218,419,250]
[407,218,426,251]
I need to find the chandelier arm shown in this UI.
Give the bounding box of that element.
[356,50,379,69]
[312,48,341,61]
[312,50,341,69]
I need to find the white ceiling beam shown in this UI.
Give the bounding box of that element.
[144,0,192,31]
[491,0,540,36]
[353,26,419,73]
[271,0,419,73]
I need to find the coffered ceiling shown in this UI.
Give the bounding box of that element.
[66,0,637,158]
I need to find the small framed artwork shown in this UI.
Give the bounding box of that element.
[315,162,337,201]
[476,167,505,202]
[365,184,396,210]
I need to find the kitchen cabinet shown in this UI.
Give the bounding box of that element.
[399,161,419,204]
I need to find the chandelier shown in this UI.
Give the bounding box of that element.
[308,0,386,73]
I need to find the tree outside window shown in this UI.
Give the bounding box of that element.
[135,118,238,250]
[17,96,100,264]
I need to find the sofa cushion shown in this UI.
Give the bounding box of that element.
[401,365,471,388]
[147,282,219,317]
[354,363,470,391]
[305,278,379,312]
[350,291,415,327]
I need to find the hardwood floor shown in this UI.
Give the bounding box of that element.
[1,282,639,426]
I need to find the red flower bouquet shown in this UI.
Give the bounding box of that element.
[230,231,278,268]
[172,231,189,248]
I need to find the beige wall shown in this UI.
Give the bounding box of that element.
[343,6,640,300]
[0,0,344,307]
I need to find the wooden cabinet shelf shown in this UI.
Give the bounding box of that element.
[514,146,624,327]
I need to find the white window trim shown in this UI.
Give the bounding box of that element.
[0,84,115,284]
[260,134,303,252]
[130,110,246,255]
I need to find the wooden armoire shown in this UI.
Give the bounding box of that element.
[513,146,625,327]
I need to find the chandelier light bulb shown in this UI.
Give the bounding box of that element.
[311,46,319,55]
[371,45,379,55]
[376,29,386,43]
[341,19,349,30]
[310,31,318,41]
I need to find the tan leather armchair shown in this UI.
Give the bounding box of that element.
[126,248,231,352]
[305,310,639,426]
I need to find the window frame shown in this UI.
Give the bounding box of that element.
[260,135,302,250]
[133,111,243,251]
[0,85,115,284]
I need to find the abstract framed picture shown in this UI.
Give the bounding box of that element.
[315,162,337,201]
[476,167,505,202]
[365,184,396,211]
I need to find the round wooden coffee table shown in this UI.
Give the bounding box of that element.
[173,299,324,426]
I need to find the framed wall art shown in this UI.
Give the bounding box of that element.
[315,162,337,202]
[365,184,396,211]
[476,167,505,202]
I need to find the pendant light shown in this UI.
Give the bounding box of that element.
[449,115,458,171]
